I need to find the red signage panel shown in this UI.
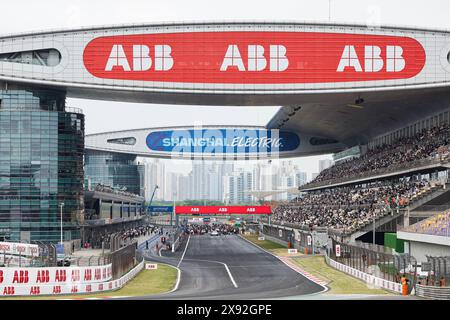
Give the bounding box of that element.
[83,32,425,84]
[175,206,271,215]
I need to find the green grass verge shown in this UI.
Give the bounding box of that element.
[242,234,286,251]
[291,256,390,295]
[1,262,178,300]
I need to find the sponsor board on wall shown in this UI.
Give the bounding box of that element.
[0,264,112,286]
[0,261,144,297]
[335,245,341,257]
[0,242,39,257]
[288,249,298,254]
[145,263,158,270]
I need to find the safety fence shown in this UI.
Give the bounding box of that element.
[423,256,450,287]
[328,238,417,293]
[325,254,402,294]
[110,242,137,280]
[416,284,450,300]
[171,228,186,253]
[148,214,173,226]
[261,223,326,254]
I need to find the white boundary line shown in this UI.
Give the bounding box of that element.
[238,234,328,294]
[222,262,239,289]
[183,258,238,289]
[149,261,182,294]
[177,234,190,268]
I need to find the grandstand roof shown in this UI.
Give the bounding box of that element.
[2,22,450,154]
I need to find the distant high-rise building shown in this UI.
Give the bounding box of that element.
[296,172,308,186]
[145,159,165,200]
[224,169,254,204]
[319,159,333,173]
[311,172,319,180]
[178,175,190,201]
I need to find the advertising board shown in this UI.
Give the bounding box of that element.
[146,129,300,154]
[84,32,425,84]
[175,206,271,215]
[0,242,39,257]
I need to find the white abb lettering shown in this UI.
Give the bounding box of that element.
[105,45,173,71]
[220,45,289,72]
[337,45,405,72]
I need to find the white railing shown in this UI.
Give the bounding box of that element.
[325,254,402,294]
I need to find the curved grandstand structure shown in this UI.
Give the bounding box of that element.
[1,21,450,149]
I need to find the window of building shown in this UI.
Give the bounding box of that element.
[0,49,61,67]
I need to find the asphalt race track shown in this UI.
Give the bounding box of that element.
[139,234,326,300]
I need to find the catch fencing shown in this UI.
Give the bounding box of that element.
[110,242,138,279]
[328,238,417,293]
[261,223,326,254]
[423,256,450,286]
[416,284,450,300]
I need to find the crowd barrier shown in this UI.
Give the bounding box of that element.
[416,284,450,300]
[325,254,402,294]
[0,260,144,297]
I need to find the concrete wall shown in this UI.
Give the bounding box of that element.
[407,241,450,263]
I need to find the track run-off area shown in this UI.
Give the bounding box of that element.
[139,234,327,300]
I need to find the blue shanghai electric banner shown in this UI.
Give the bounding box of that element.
[146,129,300,154]
[148,206,174,213]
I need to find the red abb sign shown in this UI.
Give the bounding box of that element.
[83,32,425,84]
[175,206,271,215]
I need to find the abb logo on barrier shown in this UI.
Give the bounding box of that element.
[3,286,14,295]
[36,270,50,283]
[83,32,425,84]
[12,270,29,284]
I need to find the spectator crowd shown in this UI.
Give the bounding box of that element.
[272,179,435,233]
[87,224,160,249]
[308,124,450,186]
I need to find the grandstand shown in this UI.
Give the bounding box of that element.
[302,122,450,191]
[269,110,450,248]
[402,212,450,238]
[397,211,450,265]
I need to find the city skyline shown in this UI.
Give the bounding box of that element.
[140,158,318,203]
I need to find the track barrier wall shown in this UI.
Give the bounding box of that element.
[415,284,450,300]
[0,260,144,297]
[325,254,402,293]
[260,223,327,254]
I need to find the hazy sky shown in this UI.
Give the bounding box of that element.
[2,0,449,176]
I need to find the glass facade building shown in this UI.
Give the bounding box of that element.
[0,87,84,242]
[85,150,143,195]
